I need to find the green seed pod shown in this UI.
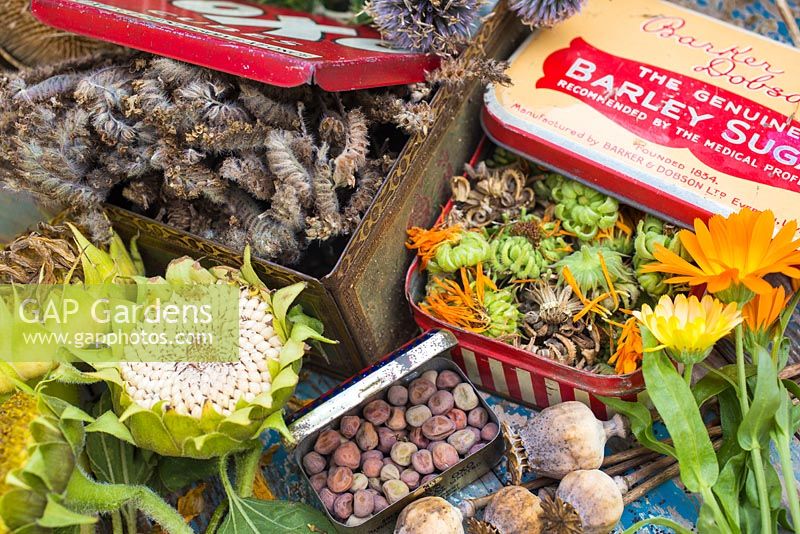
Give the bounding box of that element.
[486,147,521,168]
[483,288,521,338]
[491,236,541,280]
[429,231,493,274]
[633,216,688,297]
[532,173,564,202]
[552,181,619,241]
[555,245,636,310]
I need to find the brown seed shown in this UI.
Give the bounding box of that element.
[428,390,455,415]
[382,479,411,504]
[310,472,328,492]
[356,422,379,451]
[380,463,400,482]
[446,408,467,430]
[319,488,337,513]
[333,441,361,469]
[377,426,398,453]
[468,442,486,455]
[302,451,327,475]
[411,449,435,475]
[481,422,499,441]
[401,468,421,490]
[387,385,408,406]
[468,407,489,428]
[408,427,430,449]
[430,442,460,471]
[447,429,478,455]
[333,492,353,521]
[353,489,374,518]
[363,399,391,425]
[361,449,383,463]
[408,378,437,405]
[327,466,354,493]
[453,383,479,411]
[390,441,418,467]
[350,473,369,492]
[405,405,433,427]
[373,494,390,513]
[421,370,439,386]
[314,429,343,455]
[362,457,383,478]
[339,416,361,439]
[436,370,462,389]
[422,415,456,441]
[386,406,407,430]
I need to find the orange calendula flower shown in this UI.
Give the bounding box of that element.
[609,316,643,374]
[742,285,788,343]
[642,209,800,303]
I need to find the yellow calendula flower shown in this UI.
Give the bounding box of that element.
[634,294,742,364]
[642,208,800,304]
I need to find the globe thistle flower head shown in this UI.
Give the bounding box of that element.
[366,0,484,55]
[509,0,587,27]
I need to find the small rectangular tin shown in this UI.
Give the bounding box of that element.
[483,0,800,233]
[287,330,505,533]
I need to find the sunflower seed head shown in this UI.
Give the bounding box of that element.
[119,288,281,417]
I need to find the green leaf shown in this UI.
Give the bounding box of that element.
[737,348,781,451]
[621,517,694,534]
[85,411,135,445]
[642,342,718,492]
[693,364,752,407]
[37,496,97,528]
[157,457,218,493]
[240,246,268,292]
[716,388,743,467]
[598,396,675,458]
[712,452,745,532]
[218,498,335,534]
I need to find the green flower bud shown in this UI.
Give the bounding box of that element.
[483,289,521,338]
[555,244,636,311]
[633,216,688,297]
[532,173,564,202]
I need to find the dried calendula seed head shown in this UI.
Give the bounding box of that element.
[101,247,335,459]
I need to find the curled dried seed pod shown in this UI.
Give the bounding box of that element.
[319,112,347,150]
[306,143,343,242]
[219,153,275,201]
[238,82,301,130]
[332,109,368,188]
[341,161,384,233]
[266,129,313,210]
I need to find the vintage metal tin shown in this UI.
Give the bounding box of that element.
[287,330,505,533]
[483,0,800,232]
[403,138,646,418]
[85,1,530,378]
[30,0,440,91]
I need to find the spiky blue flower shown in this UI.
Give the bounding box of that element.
[365,0,484,55]
[509,0,586,27]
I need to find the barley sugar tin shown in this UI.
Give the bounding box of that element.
[483,0,800,232]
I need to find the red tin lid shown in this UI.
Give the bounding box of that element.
[483,0,800,232]
[30,0,440,91]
